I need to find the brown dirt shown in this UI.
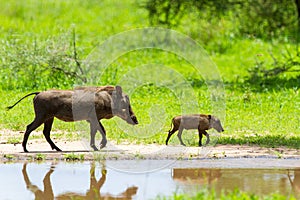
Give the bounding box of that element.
[1,130,299,162]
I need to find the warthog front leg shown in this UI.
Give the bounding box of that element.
[198,128,203,147]
[98,121,107,149]
[89,119,107,150]
[198,129,210,146]
[43,118,61,151]
[89,121,98,151]
[177,127,186,146]
[204,130,210,145]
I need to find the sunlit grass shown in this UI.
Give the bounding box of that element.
[2,86,299,148]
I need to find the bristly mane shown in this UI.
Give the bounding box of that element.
[75,85,116,94]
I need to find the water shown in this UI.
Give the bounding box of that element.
[0,159,299,200]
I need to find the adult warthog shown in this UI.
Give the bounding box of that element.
[7,85,138,152]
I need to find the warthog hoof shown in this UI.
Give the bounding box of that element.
[99,143,106,149]
[205,137,210,145]
[100,139,107,149]
[91,144,99,151]
[53,147,62,151]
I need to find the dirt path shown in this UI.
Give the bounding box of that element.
[1,130,299,161]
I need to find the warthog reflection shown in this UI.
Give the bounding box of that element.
[20,163,300,199]
[288,168,300,199]
[172,168,300,198]
[22,162,138,200]
[172,168,221,185]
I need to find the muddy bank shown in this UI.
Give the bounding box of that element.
[0,130,299,162]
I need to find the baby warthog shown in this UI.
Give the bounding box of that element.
[165,114,224,147]
[7,85,138,152]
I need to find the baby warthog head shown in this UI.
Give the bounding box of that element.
[209,115,224,132]
[112,86,138,125]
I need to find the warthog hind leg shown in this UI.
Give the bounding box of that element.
[23,117,44,152]
[166,126,179,145]
[43,118,61,151]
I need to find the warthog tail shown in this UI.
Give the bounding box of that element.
[6,92,40,110]
[168,119,174,133]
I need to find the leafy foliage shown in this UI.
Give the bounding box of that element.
[0,30,85,90]
[246,46,300,91]
[144,0,298,39]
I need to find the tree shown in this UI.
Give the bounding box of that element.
[143,0,300,82]
[143,0,298,39]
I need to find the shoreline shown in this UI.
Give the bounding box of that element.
[1,130,299,162]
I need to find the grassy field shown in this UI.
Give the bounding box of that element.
[0,0,299,148]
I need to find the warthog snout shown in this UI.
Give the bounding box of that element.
[217,128,224,132]
[214,125,224,133]
[131,115,138,125]
[124,115,138,125]
[209,115,224,133]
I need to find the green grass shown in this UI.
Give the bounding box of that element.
[6,137,20,144]
[3,84,299,148]
[218,134,300,149]
[35,153,46,161]
[0,0,299,149]
[156,188,297,200]
[3,154,15,160]
[0,0,147,44]
[64,153,85,161]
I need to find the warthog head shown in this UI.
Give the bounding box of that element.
[209,115,224,132]
[112,86,138,125]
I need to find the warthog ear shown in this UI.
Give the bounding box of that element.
[116,85,122,96]
[208,115,211,120]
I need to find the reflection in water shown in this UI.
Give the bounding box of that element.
[172,168,300,198]
[22,163,138,200]
[288,168,300,199]
[1,161,299,199]
[22,163,55,200]
[172,168,221,185]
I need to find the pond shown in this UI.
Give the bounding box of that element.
[0,158,299,199]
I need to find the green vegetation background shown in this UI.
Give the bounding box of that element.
[0,0,299,148]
